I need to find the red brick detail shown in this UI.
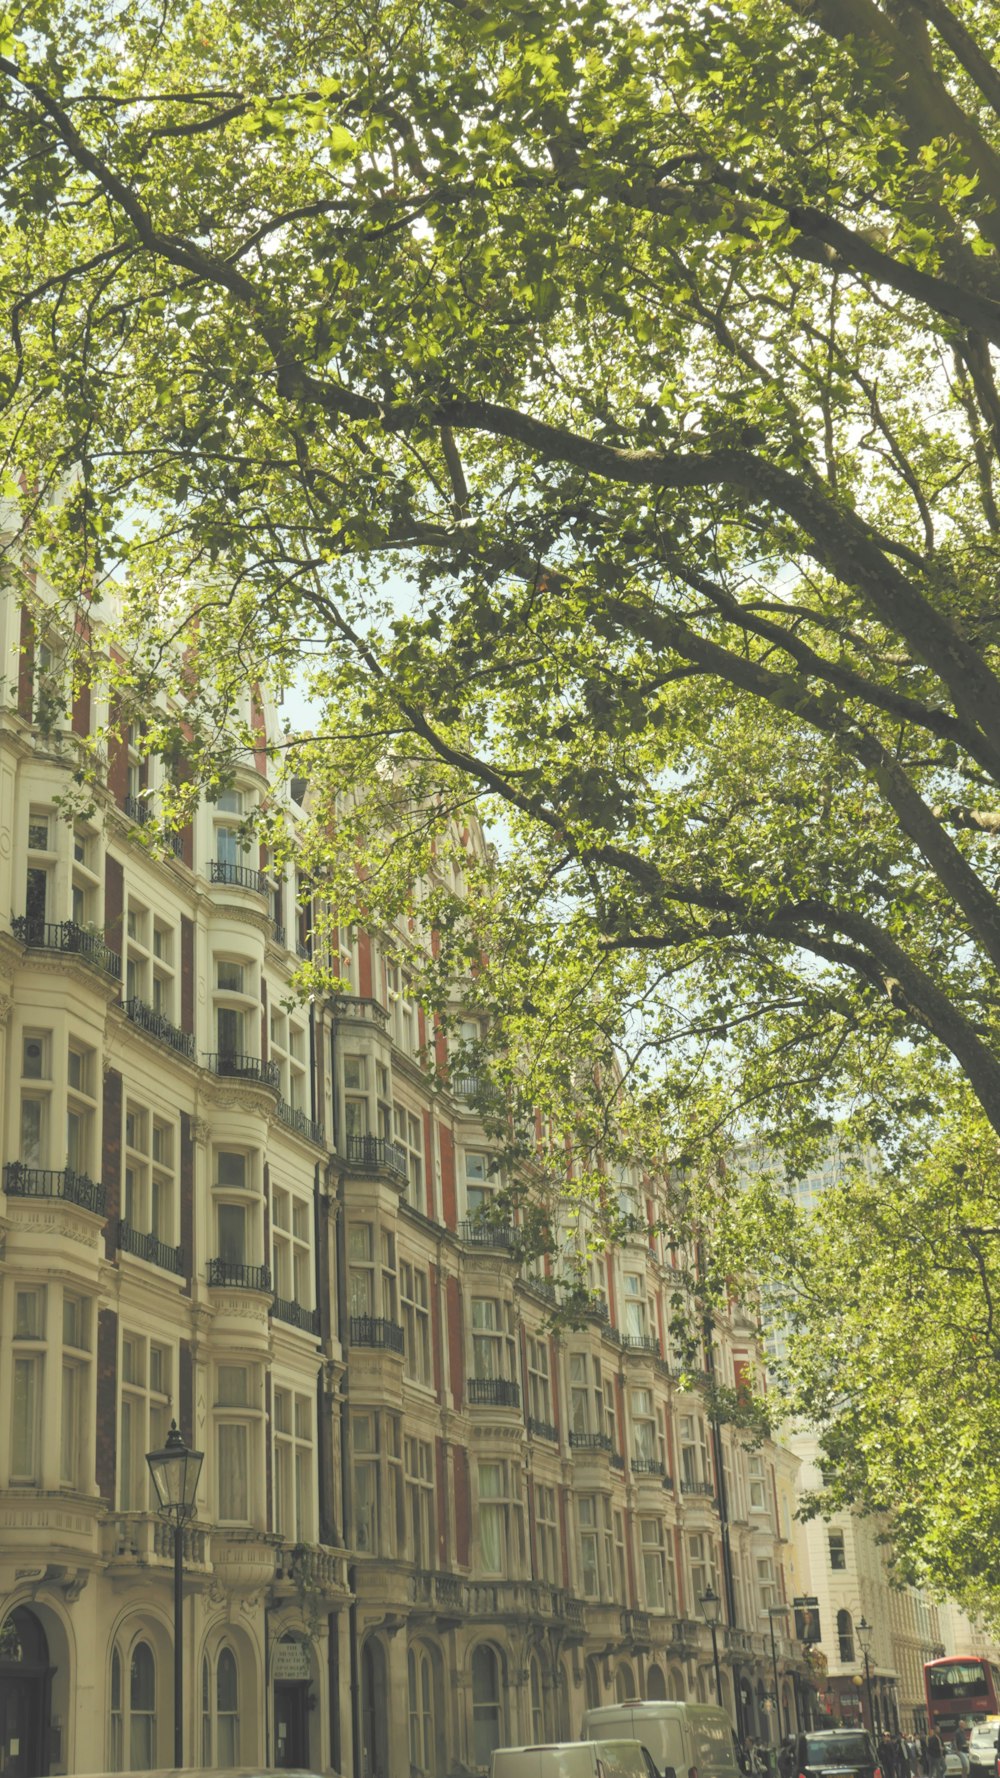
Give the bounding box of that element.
[423,1110,435,1218]
[179,1113,194,1293]
[180,916,195,1034]
[107,698,128,807]
[357,928,373,999]
[436,1438,449,1566]
[558,1487,571,1588]
[453,1444,471,1567]
[104,853,124,960]
[605,1253,617,1325]
[71,680,91,738]
[446,1273,464,1408]
[549,1336,561,1436]
[17,606,34,719]
[655,1288,666,1355]
[101,1067,122,1260]
[179,1338,193,1444]
[439,1123,457,1231]
[417,1005,427,1050]
[434,1020,448,1076]
[96,1307,118,1502]
[430,1264,444,1398]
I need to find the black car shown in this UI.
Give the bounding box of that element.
[800,1731,880,1778]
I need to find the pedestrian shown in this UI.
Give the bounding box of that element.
[880,1733,898,1778]
[927,1728,945,1778]
[779,1739,795,1778]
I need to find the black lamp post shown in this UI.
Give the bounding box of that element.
[766,1605,790,1745]
[856,1617,877,1737]
[700,1584,725,1710]
[147,1419,204,1768]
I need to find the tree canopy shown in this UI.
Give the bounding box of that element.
[5,0,1000,1607]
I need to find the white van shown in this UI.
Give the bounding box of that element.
[491,1739,656,1778]
[582,1702,740,1778]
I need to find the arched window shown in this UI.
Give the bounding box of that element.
[616,1662,636,1702]
[647,1665,667,1702]
[585,1656,601,1712]
[408,1646,435,1774]
[129,1641,156,1770]
[668,1666,686,1701]
[529,1655,545,1742]
[217,1646,239,1764]
[472,1645,503,1768]
[110,1648,124,1771]
[201,1654,212,1766]
[837,1610,855,1664]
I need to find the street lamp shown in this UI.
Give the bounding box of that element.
[766,1605,790,1745]
[700,1585,725,1710]
[856,1617,877,1737]
[147,1419,204,1767]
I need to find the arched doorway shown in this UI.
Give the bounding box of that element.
[647,1665,667,1702]
[616,1663,636,1703]
[274,1633,312,1771]
[0,1608,51,1778]
[360,1638,388,1778]
[471,1644,504,1768]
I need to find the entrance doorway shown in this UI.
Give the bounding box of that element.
[0,1608,51,1778]
[360,1639,388,1778]
[274,1682,309,1769]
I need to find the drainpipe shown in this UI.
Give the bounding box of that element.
[329,1004,362,1778]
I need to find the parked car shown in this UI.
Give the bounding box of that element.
[797,1730,879,1778]
[969,1723,1000,1778]
[582,1701,740,1778]
[491,1742,658,1778]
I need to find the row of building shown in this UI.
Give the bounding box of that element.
[0,561,992,1777]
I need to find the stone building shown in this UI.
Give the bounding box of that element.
[0,558,802,1776]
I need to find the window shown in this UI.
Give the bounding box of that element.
[603,1375,618,1451]
[388,964,417,1053]
[689,1532,718,1606]
[837,1608,855,1663]
[61,1293,90,1487]
[535,1483,560,1584]
[25,811,54,936]
[622,1272,647,1339]
[270,1010,309,1110]
[478,1459,524,1574]
[756,1554,777,1610]
[201,1647,240,1767]
[129,1641,156,1769]
[471,1298,515,1380]
[273,1387,313,1542]
[748,1450,769,1512]
[120,1333,172,1510]
[408,1645,436,1775]
[613,1508,627,1600]
[111,1647,124,1770]
[393,1104,424,1207]
[348,1224,376,1317]
[352,1410,402,1556]
[272,1186,313,1308]
[405,1436,435,1567]
[10,1287,45,1483]
[640,1518,673,1613]
[401,1261,431,1384]
[343,1054,368,1139]
[679,1413,711,1488]
[66,1041,97,1176]
[529,1654,547,1744]
[471,1645,503,1769]
[464,1149,497,1217]
[19,1030,51,1168]
[569,1352,603,1435]
[631,1388,657,1462]
[526,1335,552,1425]
[578,1494,613,1599]
[213,1149,261,1274]
[71,822,99,927]
[216,1364,258,1524]
[214,955,254,1059]
[124,1107,175,1244]
[213,787,248,866]
[828,1528,847,1570]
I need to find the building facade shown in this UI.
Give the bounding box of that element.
[0,562,804,1777]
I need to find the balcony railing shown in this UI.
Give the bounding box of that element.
[117,1220,184,1274]
[3,1161,107,1217]
[521,1274,558,1303]
[460,1219,517,1251]
[296,938,310,961]
[273,1296,321,1334]
[346,1133,407,1179]
[680,1477,716,1497]
[12,916,121,979]
[124,794,151,826]
[207,1258,272,1291]
[272,922,286,948]
[329,994,389,1028]
[622,1609,652,1642]
[584,1296,610,1324]
[631,1456,665,1476]
[527,1416,559,1442]
[622,1334,661,1356]
[452,1074,503,1103]
[349,1314,404,1353]
[468,1377,521,1409]
[210,859,267,895]
[568,1430,613,1452]
[206,1053,280,1089]
[276,1099,325,1146]
[610,1451,625,1472]
[123,997,195,1059]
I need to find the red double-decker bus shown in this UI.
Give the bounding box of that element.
[924,1657,1000,1740]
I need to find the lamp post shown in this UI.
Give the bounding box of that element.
[856,1617,877,1738]
[766,1605,790,1745]
[147,1419,204,1767]
[700,1585,725,1710]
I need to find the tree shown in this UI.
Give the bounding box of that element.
[5,0,1000,1603]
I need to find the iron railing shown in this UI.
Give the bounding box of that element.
[206,1053,280,1089]
[4,1161,107,1216]
[460,1219,517,1250]
[622,1609,652,1641]
[348,1314,404,1353]
[272,922,286,948]
[124,794,152,825]
[276,1099,325,1146]
[207,1258,272,1291]
[468,1377,520,1409]
[527,1416,559,1442]
[610,1451,625,1472]
[210,859,267,895]
[631,1456,665,1475]
[296,938,310,961]
[117,1220,184,1274]
[123,997,195,1059]
[622,1334,661,1356]
[346,1133,407,1178]
[12,916,121,979]
[273,1296,321,1333]
[568,1430,613,1452]
[680,1478,716,1497]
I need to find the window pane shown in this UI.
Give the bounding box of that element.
[217,1423,250,1520]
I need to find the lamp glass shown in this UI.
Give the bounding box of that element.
[856,1616,873,1654]
[146,1420,204,1518]
[699,1585,722,1626]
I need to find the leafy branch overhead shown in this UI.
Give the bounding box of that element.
[6,0,1000,1604]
